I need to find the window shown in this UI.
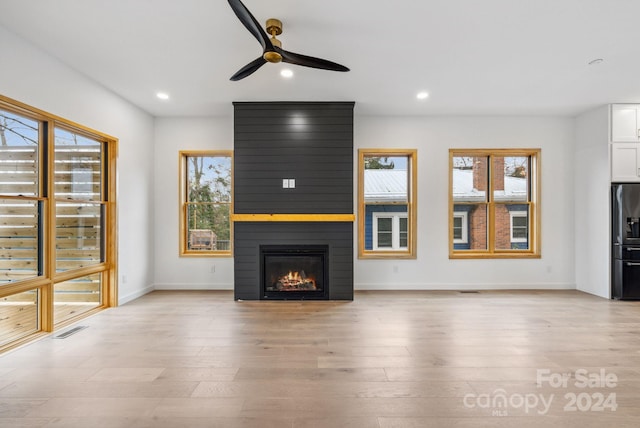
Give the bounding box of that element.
[0,289,39,348]
[0,109,41,286]
[449,149,540,258]
[510,210,528,245]
[373,212,408,250]
[179,151,233,256]
[0,95,117,353]
[54,127,104,274]
[358,149,417,258]
[453,211,468,246]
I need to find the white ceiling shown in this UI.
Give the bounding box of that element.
[1,0,640,117]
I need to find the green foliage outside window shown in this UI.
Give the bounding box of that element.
[186,155,232,251]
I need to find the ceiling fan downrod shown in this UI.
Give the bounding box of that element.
[263,18,282,63]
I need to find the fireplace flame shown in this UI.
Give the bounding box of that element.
[277,270,316,290]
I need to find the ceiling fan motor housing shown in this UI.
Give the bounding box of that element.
[263,51,282,63]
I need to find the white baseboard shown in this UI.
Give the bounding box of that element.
[118,285,154,305]
[354,282,576,291]
[153,282,234,290]
[576,286,610,299]
[141,282,580,294]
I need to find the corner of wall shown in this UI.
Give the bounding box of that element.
[118,284,155,305]
[573,105,611,298]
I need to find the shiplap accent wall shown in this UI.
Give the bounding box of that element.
[233,102,355,300]
[233,102,354,214]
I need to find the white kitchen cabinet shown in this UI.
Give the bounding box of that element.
[611,104,640,142]
[611,142,640,182]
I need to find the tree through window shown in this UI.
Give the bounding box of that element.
[180,151,232,256]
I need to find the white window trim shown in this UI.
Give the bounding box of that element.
[372,212,408,250]
[510,210,528,243]
[453,211,468,244]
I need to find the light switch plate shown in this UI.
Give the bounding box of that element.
[282,179,289,188]
[289,179,295,188]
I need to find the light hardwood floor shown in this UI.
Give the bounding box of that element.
[0,290,639,427]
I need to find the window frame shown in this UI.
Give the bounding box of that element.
[179,150,233,257]
[449,148,540,259]
[358,149,417,259]
[0,94,118,353]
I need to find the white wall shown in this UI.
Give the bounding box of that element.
[354,116,576,290]
[0,25,156,304]
[574,106,610,298]
[153,117,235,290]
[153,114,576,291]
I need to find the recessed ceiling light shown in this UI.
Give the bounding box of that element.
[588,58,604,66]
[280,69,294,78]
[156,92,170,100]
[416,91,429,100]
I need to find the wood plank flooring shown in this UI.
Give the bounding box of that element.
[0,290,639,427]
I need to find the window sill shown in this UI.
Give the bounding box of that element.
[449,251,541,259]
[359,251,416,260]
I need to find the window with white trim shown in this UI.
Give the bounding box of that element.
[373,212,408,250]
[453,211,468,244]
[510,211,528,243]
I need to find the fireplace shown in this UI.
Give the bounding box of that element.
[234,222,353,300]
[233,101,354,300]
[260,245,329,300]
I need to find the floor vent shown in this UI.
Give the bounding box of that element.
[54,325,88,339]
[459,290,480,294]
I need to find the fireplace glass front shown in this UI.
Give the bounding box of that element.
[260,245,329,300]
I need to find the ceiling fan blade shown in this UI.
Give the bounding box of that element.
[276,47,349,72]
[230,56,267,81]
[227,0,273,51]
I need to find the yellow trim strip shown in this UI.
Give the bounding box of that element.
[232,214,355,222]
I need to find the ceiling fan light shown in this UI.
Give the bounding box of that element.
[280,69,294,78]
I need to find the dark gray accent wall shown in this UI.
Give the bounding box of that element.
[234,222,353,300]
[233,101,355,300]
[233,102,355,214]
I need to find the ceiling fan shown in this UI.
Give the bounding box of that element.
[227,0,350,81]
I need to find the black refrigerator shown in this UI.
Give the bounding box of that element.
[612,183,640,299]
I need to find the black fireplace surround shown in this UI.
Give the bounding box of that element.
[233,221,353,300]
[232,101,355,300]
